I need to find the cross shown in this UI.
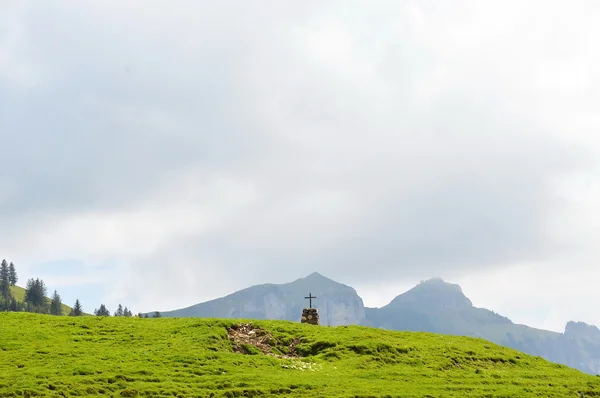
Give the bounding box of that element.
[304,293,316,308]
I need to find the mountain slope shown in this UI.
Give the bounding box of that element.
[159,272,365,326]
[2,312,599,397]
[364,278,539,338]
[363,278,600,374]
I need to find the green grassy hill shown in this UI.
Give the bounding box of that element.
[9,285,73,315]
[1,313,600,397]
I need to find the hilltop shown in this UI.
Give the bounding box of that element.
[153,273,600,375]
[1,313,599,397]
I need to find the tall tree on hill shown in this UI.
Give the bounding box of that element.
[24,278,48,312]
[10,297,19,312]
[123,306,132,317]
[115,304,124,317]
[49,290,63,315]
[69,299,83,316]
[0,259,11,300]
[8,262,17,286]
[94,304,110,316]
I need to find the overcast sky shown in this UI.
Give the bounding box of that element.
[1,1,599,332]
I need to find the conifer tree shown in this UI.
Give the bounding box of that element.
[24,278,48,312]
[123,306,132,317]
[8,262,17,286]
[115,304,124,317]
[0,259,11,300]
[49,290,63,315]
[10,297,18,312]
[94,304,110,316]
[69,299,83,316]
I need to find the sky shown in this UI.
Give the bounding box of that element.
[1,1,599,332]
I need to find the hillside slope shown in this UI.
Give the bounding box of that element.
[9,285,73,315]
[1,313,600,397]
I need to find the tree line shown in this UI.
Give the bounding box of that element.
[1,259,159,318]
[93,304,161,318]
[1,259,89,316]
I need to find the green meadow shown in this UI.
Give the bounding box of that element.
[1,313,599,397]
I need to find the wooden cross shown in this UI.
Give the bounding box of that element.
[304,292,316,308]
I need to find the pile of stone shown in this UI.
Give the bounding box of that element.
[227,323,274,355]
[301,308,320,325]
[227,323,301,358]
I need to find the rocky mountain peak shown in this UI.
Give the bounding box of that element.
[564,321,600,342]
[284,272,356,294]
[301,272,333,283]
[385,277,473,310]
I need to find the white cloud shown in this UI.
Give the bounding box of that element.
[458,261,600,333]
[0,1,44,88]
[0,1,599,329]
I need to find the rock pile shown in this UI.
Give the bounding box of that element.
[301,308,320,325]
[227,323,301,358]
[228,323,275,355]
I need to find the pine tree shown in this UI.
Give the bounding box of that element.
[69,299,83,316]
[49,290,63,315]
[0,259,11,300]
[8,262,17,286]
[123,306,132,317]
[94,304,110,316]
[115,304,124,317]
[10,297,18,312]
[24,278,48,312]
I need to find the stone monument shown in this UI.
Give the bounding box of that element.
[301,292,319,325]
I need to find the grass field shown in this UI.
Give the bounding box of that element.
[1,313,599,397]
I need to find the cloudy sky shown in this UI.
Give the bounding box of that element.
[1,0,599,332]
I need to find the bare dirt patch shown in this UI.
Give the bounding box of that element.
[227,323,302,359]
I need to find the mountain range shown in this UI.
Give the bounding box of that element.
[154,272,600,375]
